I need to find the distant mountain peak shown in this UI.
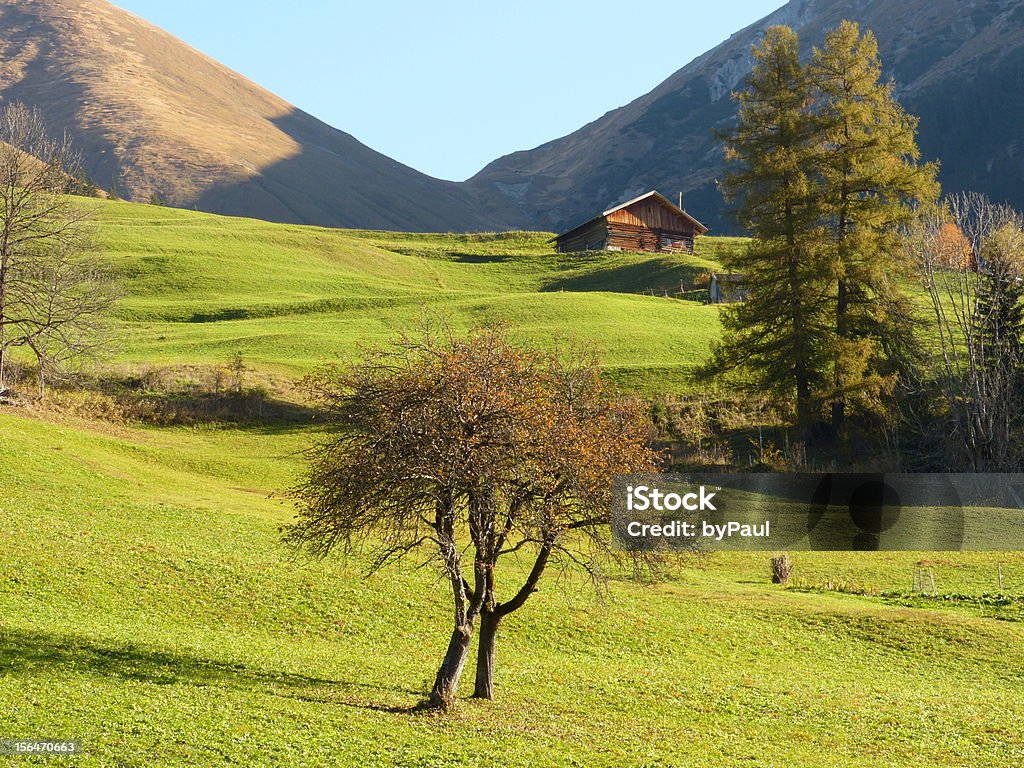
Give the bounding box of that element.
[2,0,1021,234]
[468,0,1024,234]
[0,0,512,231]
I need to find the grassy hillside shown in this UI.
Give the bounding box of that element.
[89,199,730,394]
[2,411,1023,767]
[4,201,1023,766]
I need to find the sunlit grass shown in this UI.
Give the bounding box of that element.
[2,412,1023,766]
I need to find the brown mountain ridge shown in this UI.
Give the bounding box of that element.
[2,0,1022,234]
[0,0,515,231]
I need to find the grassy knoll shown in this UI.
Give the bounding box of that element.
[3,201,1022,766]
[85,200,727,394]
[2,411,1023,767]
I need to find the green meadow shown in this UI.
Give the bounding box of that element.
[92,200,731,393]
[2,200,1023,766]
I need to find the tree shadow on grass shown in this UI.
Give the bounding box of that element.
[542,259,708,294]
[102,390,322,433]
[0,626,427,714]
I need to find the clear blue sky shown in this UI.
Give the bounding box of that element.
[110,1,783,181]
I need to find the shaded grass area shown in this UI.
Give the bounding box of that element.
[3,411,1024,766]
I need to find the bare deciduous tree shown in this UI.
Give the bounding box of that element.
[0,102,115,397]
[905,192,1024,470]
[285,325,662,709]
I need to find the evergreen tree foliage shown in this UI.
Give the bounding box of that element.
[810,21,940,429]
[972,224,1024,467]
[974,224,1024,369]
[709,21,937,435]
[712,25,832,429]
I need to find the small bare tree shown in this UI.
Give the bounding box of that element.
[285,325,661,709]
[21,238,118,397]
[906,192,1024,470]
[0,102,115,397]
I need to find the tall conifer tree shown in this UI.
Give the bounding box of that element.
[972,223,1024,468]
[713,26,831,429]
[975,225,1024,371]
[810,21,939,430]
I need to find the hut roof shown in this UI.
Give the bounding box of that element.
[552,190,709,243]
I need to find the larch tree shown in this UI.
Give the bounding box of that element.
[711,25,833,430]
[710,21,939,438]
[285,325,660,710]
[810,21,939,431]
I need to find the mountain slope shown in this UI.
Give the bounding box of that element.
[3,0,1020,235]
[0,0,512,232]
[467,0,1024,234]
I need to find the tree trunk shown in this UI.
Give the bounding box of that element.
[0,260,7,391]
[785,202,812,432]
[832,277,848,432]
[472,609,501,700]
[428,624,473,710]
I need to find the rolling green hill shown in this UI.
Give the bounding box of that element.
[89,199,734,394]
[3,200,1023,766]
[2,408,1023,766]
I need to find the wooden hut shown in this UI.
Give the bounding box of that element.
[552,191,708,254]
